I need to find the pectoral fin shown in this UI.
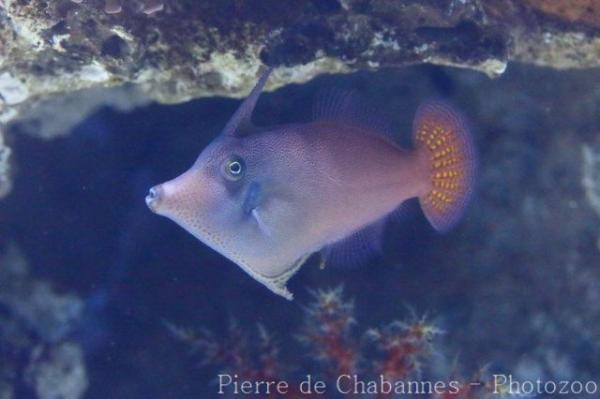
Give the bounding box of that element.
[251,209,272,237]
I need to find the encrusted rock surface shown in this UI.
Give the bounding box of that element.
[0,0,597,110]
[0,0,599,199]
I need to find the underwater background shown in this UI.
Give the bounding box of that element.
[1,1,600,399]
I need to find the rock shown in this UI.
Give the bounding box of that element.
[523,0,600,28]
[12,85,150,140]
[70,0,164,15]
[0,0,597,122]
[0,245,88,399]
[0,129,11,199]
[0,0,599,199]
[582,142,600,218]
[0,245,84,344]
[484,0,600,68]
[25,343,88,399]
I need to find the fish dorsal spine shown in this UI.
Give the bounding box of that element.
[222,67,273,138]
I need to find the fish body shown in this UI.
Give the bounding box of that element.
[146,69,476,299]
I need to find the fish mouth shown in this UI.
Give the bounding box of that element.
[145,186,160,213]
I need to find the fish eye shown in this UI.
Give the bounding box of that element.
[223,157,245,180]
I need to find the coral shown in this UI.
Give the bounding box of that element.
[0,245,88,399]
[167,321,288,388]
[167,288,511,399]
[298,288,359,377]
[169,287,445,398]
[364,319,440,382]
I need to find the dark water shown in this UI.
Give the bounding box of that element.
[1,64,600,398]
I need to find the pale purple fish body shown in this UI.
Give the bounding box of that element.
[146,68,476,299]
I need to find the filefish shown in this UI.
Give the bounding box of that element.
[146,68,476,300]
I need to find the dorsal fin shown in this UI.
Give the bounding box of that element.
[223,67,273,137]
[312,89,396,140]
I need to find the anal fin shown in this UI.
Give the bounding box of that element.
[322,219,386,269]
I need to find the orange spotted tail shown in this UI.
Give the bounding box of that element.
[413,100,477,232]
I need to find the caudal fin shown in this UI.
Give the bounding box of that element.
[413,100,477,233]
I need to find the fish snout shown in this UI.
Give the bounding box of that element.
[145,185,163,213]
